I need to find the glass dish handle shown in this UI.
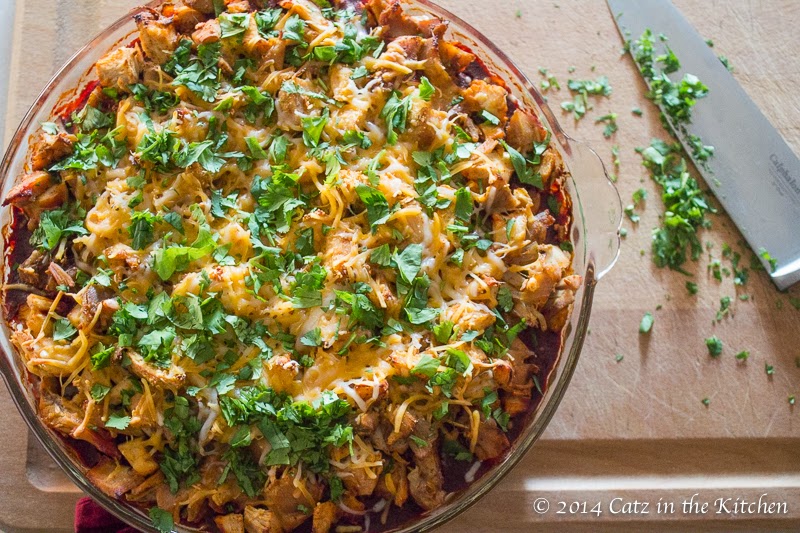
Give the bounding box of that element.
[567,139,622,282]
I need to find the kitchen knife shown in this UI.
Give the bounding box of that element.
[607,0,800,290]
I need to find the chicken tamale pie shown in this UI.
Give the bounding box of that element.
[2,0,580,531]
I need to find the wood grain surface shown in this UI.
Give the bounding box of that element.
[0,0,798,531]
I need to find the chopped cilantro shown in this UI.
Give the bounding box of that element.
[561,76,612,120]
[301,109,330,148]
[639,312,654,333]
[129,210,157,250]
[393,244,423,284]
[219,12,250,39]
[90,383,111,402]
[105,413,131,430]
[149,507,174,533]
[30,204,88,251]
[758,248,778,273]
[705,336,722,357]
[380,91,412,145]
[282,14,307,43]
[480,110,500,125]
[715,296,732,321]
[167,41,221,102]
[595,112,618,138]
[411,354,440,378]
[300,328,322,347]
[496,285,514,313]
[355,184,390,232]
[500,140,543,189]
[90,343,115,370]
[53,318,77,341]
[418,76,435,101]
[369,244,392,267]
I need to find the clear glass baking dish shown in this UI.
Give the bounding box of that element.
[0,1,621,531]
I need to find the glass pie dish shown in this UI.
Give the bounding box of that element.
[0,0,621,531]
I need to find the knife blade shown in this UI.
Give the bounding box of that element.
[607,0,800,290]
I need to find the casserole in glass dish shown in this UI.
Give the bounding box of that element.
[0,1,621,531]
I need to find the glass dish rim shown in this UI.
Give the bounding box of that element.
[0,1,622,532]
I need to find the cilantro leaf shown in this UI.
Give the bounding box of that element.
[30,204,88,251]
[301,109,329,148]
[90,343,115,370]
[129,210,157,250]
[335,289,384,331]
[90,383,111,402]
[480,110,500,125]
[268,134,290,164]
[149,507,174,533]
[500,140,543,189]
[53,318,77,341]
[418,76,435,101]
[300,328,322,347]
[406,307,439,325]
[453,188,473,222]
[169,42,222,102]
[380,91,412,145]
[705,336,723,357]
[393,244,423,284]
[246,136,269,159]
[639,312,654,333]
[370,244,392,267]
[496,285,514,313]
[595,112,618,138]
[255,8,282,38]
[283,14,306,43]
[219,12,250,39]
[355,184,390,231]
[105,413,131,430]
[411,354,440,378]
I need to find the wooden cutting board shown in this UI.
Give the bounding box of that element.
[0,0,798,531]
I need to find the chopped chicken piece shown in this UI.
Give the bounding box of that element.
[474,417,510,461]
[135,11,179,64]
[86,459,145,498]
[342,465,379,497]
[31,133,74,172]
[264,476,321,531]
[542,274,581,331]
[244,506,284,533]
[311,501,339,533]
[441,300,496,333]
[192,19,221,44]
[96,46,143,89]
[276,78,323,132]
[215,513,245,533]
[185,0,214,14]
[118,438,159,476]
[459,140,514,186]
[127,350,186,388]
[462,79,508,125]
[172,6,205,33]
[407,420,446,511]
[505,108,548,153]
[516,244,571,309]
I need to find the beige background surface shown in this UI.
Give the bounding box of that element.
[1,0,799,531]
